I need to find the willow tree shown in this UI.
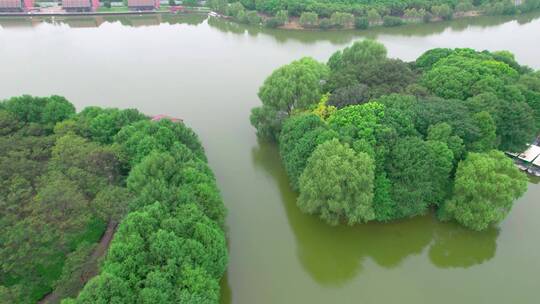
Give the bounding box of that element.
[250,57,329,140]
[298,139,375,225]
[443,151,528,231]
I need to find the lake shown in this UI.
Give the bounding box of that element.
[1,12,539,304]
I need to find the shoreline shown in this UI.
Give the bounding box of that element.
[220,8,539,32]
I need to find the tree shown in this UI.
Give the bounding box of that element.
[427,122,465,161]
[366,8,381,24]
[227,2,245,17]
[470,111,497,152]
[328,102,385,146]
[208,0,228,14]
[126,148,226,227]
[279,114,337,190]
[327,83,369,108]
[250,57,329,140]
[442,151,528,231]
[299,12,318,27]
[275,10,288,24]
[92,186,132,224]
[355,17,369,29]
[326,40,390,91]
[298,139,376,225]
[330,12,354,28]
[421,51,519,100]
[74,272,135,304]
[431,4,453,20]
[387,137,454,219]
[382,16,404,27]
[115,119,206,165]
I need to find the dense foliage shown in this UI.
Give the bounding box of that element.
[0,96,228,303]
[0,96,131,303]
[251,40,537,230]
[211,0,540,29]
[298,139,376,225]
[250,57,329,140]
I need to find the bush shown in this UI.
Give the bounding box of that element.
[265,17,283,28]
[330,12,354,28]
[319,18,334,29]
[382,15,404,27]
[275,9,289,24]
[246,10,262,25]
[299,11,319,28]
[355,16,369,29]
[431,4,453,20]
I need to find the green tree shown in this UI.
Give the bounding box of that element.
[443,151,528,231]
[330,12,354,28]
[366,8,381,24]
[354,17,369,29]
[470,111,497,152]
[74,272,135,304]
[208,0,228,14]
[250,57,329,140]
[298,139,376,225]
[299,12,318,27]
[279,114,337,190]
[387,137,454,218]
[431,4,453,20]
[327,83,369,108]
[427,122,465,161]
[275,9,289,24]
[227,2,245,17]
[92,186,132,224]
[328,102,385,146]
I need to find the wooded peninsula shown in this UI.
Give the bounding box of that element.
[0,96,228,303]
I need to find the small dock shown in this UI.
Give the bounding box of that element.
[508,139,540,176]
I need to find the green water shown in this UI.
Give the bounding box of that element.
[1,12,539,304]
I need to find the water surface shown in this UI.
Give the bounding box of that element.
[1,12,539,304]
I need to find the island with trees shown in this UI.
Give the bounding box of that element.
[0,95,228,303]
[208,0,540,30]
[250,40,539,231]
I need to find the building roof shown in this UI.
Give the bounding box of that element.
[518,144,540,163]
[0,0,22,9]
[127,0,155,7]
[150,114,183,123]
[62,0,91,8]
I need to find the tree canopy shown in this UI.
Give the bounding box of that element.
[298,139,376,225]
[442,151,528,231]
[250,57,329,140]
[0,95,229,304]
[252,42,536,231]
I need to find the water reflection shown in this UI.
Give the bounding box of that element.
[0,14,207,29]
[429,223,498,268]
[207,11,540,45]
[220,272,233,304]
[251,139,500,287]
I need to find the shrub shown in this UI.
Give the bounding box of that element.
[355,16,369,29]
[383,15,404,27]
[299,11,319,28]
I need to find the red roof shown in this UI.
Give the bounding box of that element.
[150,114,183,123]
